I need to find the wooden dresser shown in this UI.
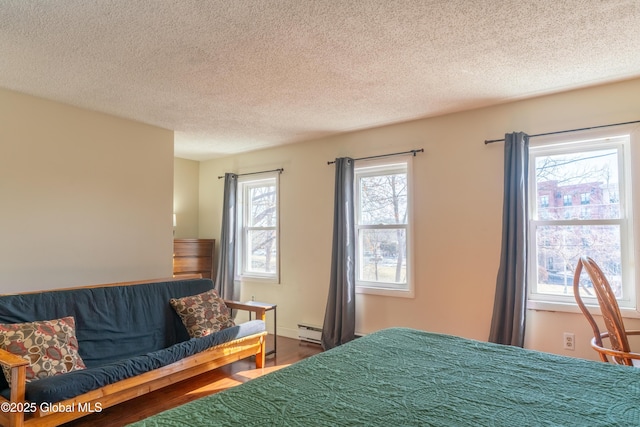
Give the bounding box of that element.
[173,239,216,279]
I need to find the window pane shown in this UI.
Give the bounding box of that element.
[358,228,406,284]
[535,149,620,220]
[247,229,277,273]
[359,173,407,225]
[535,224,622,297]
[248,184,277,227]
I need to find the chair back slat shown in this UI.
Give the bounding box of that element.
[573,256,633,366]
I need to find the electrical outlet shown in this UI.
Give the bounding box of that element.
[563,332,575,350]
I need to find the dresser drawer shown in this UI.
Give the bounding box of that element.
[173,239,215,279]
[173,241,214,257]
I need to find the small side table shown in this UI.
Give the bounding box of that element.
[245,301,277,356]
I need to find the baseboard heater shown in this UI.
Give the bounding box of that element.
[298,323,322,345]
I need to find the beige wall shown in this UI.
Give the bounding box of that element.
[173,158,200,239]
[0,88,175,293]
[190,78,640,360]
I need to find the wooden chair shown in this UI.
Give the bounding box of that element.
[573,256,640,367]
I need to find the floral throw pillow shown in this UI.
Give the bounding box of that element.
[170,289,235,338]
[0,316,87,386]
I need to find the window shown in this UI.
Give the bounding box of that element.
[580,192,590,205]
[528,134,634,309]
[540,195,549,208]
[355,159,413,296]
[236,173,279,281]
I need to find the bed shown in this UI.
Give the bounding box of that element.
[129,327,640,426]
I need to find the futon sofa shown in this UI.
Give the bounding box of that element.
[0,277,267,427]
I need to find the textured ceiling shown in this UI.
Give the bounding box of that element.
[1,1,640,160]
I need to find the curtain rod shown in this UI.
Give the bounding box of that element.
[217,168,284,179]
[327,149,424,165]
[484,119,640,144]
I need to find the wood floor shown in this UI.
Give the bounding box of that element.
[62,336,322,427]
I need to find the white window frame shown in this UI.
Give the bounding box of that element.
[354,156,414,298]
[527,129,638,315]
[235,172,280,283]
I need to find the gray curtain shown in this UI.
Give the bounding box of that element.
[489,132,529,347]
[214,173,240,301]
[321,157,356,350]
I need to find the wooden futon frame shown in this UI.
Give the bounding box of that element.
[0,277,268,427]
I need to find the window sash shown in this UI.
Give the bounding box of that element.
[529,220,628,304]
[243,228,277,275]
[244,182,277,227]
[356,224,407,287]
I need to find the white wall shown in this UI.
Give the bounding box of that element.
[188,77,640,360]
[173,158,200,239]
[0,88,175,292]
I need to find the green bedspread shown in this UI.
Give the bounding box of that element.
[130,327,640,426]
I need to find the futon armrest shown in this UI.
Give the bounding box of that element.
[0,348,28,370]
[224,300,267,320]
[0,348,28,404]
